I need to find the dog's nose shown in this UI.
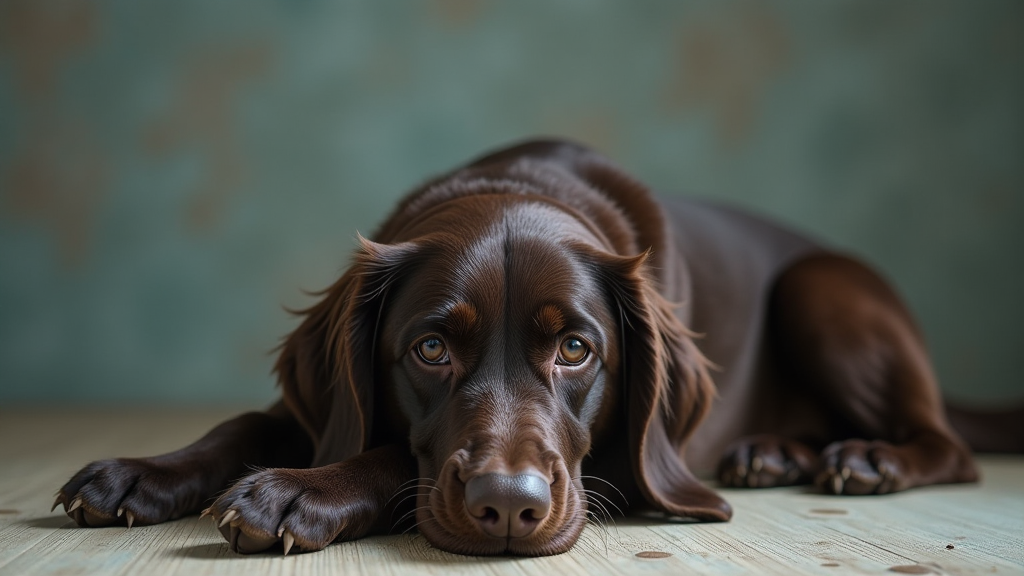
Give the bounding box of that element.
[465,472,551,538]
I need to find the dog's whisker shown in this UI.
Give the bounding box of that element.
[584,510,607,532]
[383,481,438,510]
[588,504,614,532]
[385,486,421,504]
[390,503,424,528]
[583,509,619,555]
[577,524,609,558]
[586,506,612,529]
[392,477,437,493]
[581,492,611,522]
[570,482,623,525]
[577,486,624,543]
[401,513,439,536]
[572,483,625,547]
[586,506,622,543]
[580,488,623,517]
[581,489,625,519]
[392,503,429,525]
[574,478,628,529]
[391,506,432,533]
[387,492,428,523]
[593,508,622,541]
[577,475,628,507]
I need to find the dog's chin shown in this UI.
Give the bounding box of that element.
[416,502,588,556]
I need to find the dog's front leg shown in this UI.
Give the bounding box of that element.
[55,401,312,528]
[207,443,417,554]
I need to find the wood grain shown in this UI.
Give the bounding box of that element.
[1,409,1021,575]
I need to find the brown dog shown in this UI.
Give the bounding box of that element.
[54,139,978,556]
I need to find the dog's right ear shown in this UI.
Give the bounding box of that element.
[585,246,732,522]
[274,236,420,466]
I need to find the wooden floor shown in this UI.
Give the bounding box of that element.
[1,409,1021,576]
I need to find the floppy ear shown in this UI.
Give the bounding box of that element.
[595,249,732,521]
[274,236,419,467]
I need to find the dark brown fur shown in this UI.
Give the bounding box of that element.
[55,139,979,556]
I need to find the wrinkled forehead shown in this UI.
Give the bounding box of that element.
[392,199,610,321]
[396,195,606,248]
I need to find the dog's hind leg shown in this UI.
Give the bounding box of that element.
[55,400,313,527]
[717,434,820,488]
[766,253,977,494]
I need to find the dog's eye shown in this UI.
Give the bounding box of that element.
[416,337,449,364]
[557,337,589,365]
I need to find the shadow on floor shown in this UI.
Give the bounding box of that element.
[21,515,76,530]
[166,533,546,565]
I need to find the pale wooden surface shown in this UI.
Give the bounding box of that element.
[1,409,1021,576]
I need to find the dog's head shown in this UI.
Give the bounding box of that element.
[275,141,731,556]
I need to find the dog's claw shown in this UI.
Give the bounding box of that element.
[283,531,295,556]
[117,507,124,518]
[751,456,763,473]
[125,511,135,530]
[219,509,237,527]
[841,467,851,481]
[68,498,82,513]
[51,495,64,513]
[831,474,844,494]
[199,507,211,520]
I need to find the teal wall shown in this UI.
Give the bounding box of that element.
[1,1,1022,406]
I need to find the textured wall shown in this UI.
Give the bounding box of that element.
[1,1,1021,405]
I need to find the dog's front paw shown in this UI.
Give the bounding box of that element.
[718,435,818,488]
[208,468,373,555]
[55,458,194,528]
[817,439,901,495]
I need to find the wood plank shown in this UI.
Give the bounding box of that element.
[1,409,1020,576]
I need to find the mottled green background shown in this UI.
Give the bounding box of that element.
[1,1,1021,406]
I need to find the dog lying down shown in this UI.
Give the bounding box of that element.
[55,139,979,556]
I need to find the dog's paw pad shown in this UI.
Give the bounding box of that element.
[718,435,817,488]
[817,439,900,495]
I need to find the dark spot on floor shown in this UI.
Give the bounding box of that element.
[636,551,673,559]
[946,544,955,550]
[821,562,840,567]
[888,566,933,574]
[0,509,19,515]
[810,508,848,515]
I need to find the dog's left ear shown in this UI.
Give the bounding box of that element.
[589,248,732,521]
